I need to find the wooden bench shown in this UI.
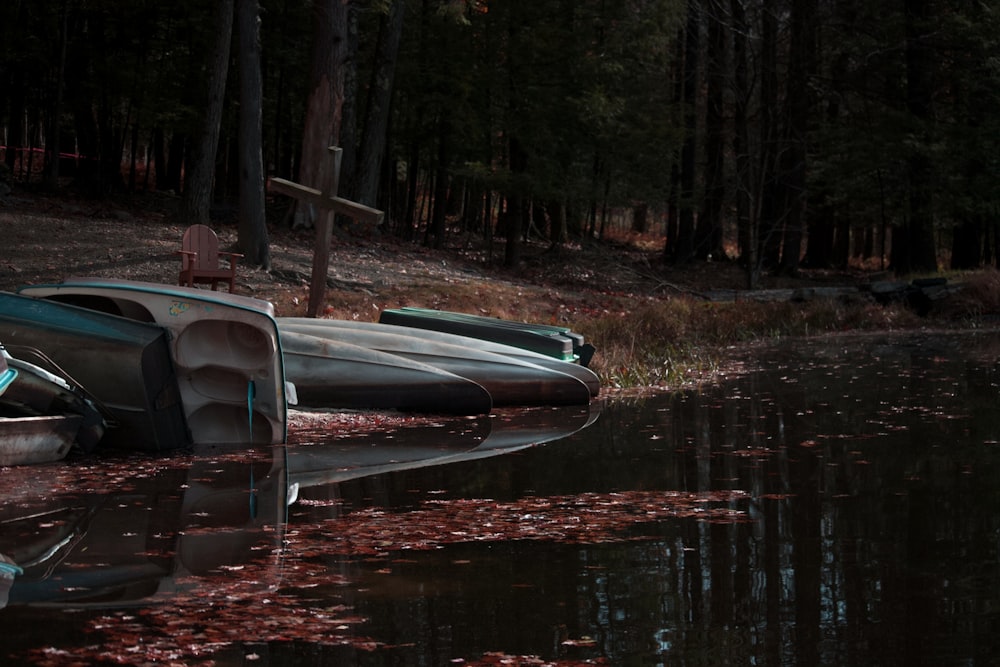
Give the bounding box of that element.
[177,224,243,292]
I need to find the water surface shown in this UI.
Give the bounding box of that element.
[2,330,999,665]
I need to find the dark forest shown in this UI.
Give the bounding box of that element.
[1,0,997,279]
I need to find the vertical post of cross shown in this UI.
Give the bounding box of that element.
[268,146,384,317]
[306,146,341,317]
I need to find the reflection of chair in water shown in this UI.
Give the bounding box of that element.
[177,224,242,292]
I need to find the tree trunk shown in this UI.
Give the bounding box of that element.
[164,132,186,194]
[5,70,25,173]
[549,201,568,246]
[427,115,452,249]
[778,0,815,274]
[293,0,349,228]
[504,137,528,267]
[356,0,406,209]
[632,202,649,234]
[337,2,360,204]
[664,29,684,261]
[177,0,234,224]
[758,0,781,269]
[731,0,755,285]
[237,0,270,269]
[951,215,984,269]
[696,0,726,261]
[42,2,70,192]
[672,0,700,263]
[804,48,848,270]
[896,0,938,273]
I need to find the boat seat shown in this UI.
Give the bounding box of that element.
[177,224,243,292]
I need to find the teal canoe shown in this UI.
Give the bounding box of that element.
[0,291,189,451]
[20,278,288,446]
[378,306,595,366]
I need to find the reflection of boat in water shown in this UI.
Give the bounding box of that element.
[0,402,600,609]
[20,279,288,446]
[287,401,603,494]
[0,443,288,608]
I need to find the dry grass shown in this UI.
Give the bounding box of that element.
[2,191,997,392]
[934,269,1000,323]
[577,296,924,388]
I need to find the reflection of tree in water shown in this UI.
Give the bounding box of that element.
[583,332,1000,665]
[3,334,1000,665]
[338,334,999,665]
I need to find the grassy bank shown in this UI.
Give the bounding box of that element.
[579,297,918,388]
[4,193,998,394]
[578,270,1000,390]
[311,262,1000,392]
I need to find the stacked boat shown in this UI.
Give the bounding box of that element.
[3,280,289,459]
[277,317,599,414]
[20,279,289,446]
[4,277,599,460]
[0,343,106,465]
[379,306,597,367]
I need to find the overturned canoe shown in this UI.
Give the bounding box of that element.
[278,320,591,406]
[20,279,288,446]
[281,330,493,415]
[279,317,600,399]
[379,306,594,366]
[0,291,189,451]
[0,346,106,459]
[0,415,81,466]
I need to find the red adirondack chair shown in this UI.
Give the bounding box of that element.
[177,224,243,292]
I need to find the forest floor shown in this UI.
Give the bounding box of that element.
[1,189,885,323]
[1,189,995,433]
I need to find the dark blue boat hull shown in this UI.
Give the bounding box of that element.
[0,292,190,451]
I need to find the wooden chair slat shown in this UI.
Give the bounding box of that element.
[176,224,242,292]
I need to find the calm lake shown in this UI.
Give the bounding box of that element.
[2,330,999,665]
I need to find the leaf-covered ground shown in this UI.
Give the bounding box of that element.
[0,190,875,326]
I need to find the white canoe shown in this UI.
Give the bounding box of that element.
[281,330,493,415]
[0,347,106,455]
[20,279,288,446]
[279,317,600,397]
[278,319,594,406]
[0,415,81,465]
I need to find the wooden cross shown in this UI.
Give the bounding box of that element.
[268,146,384,317]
